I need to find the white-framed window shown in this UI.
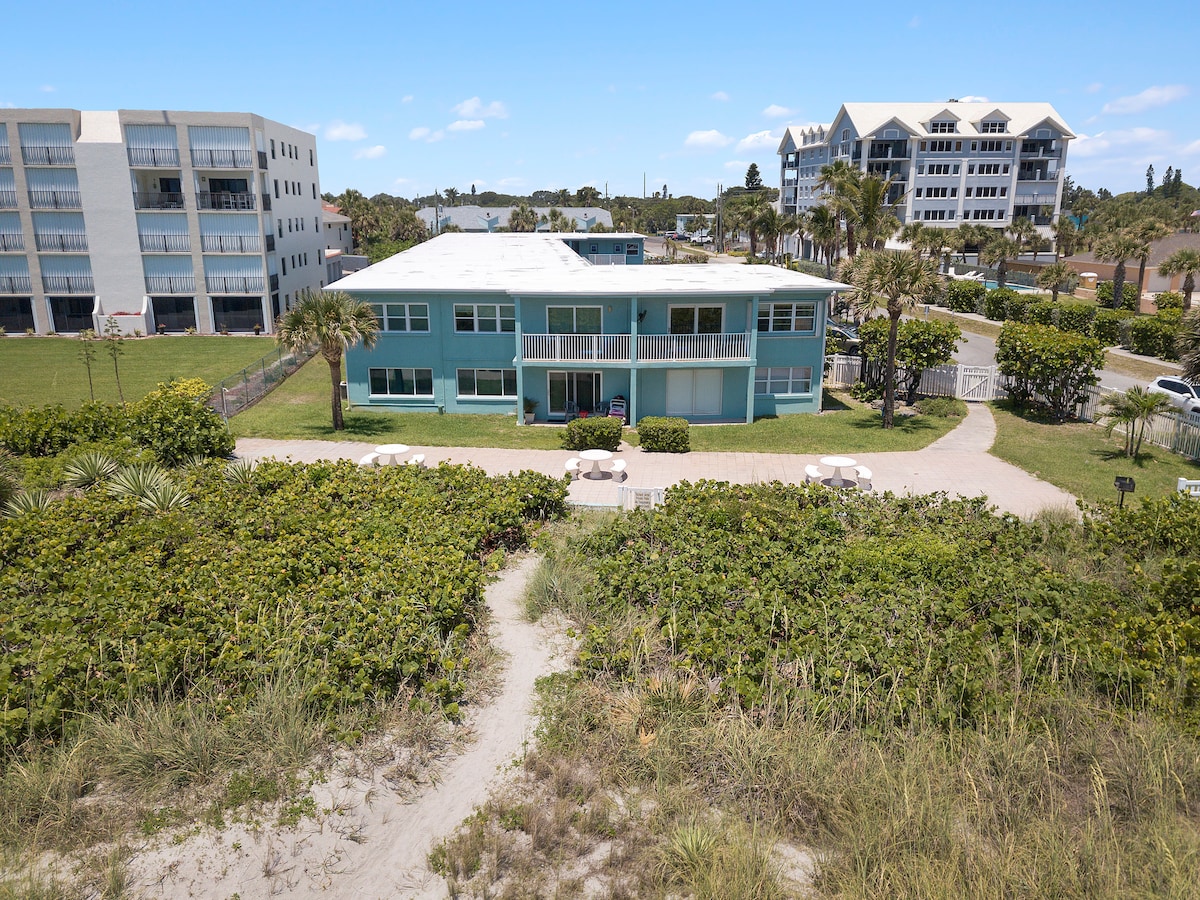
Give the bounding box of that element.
[454,303,515,333]
[626,242,638,256]
[754,366,813,395]
[980,120,1007,133]
[757,302,816,333]
[370,301,429,332]
[930,120,957,134]
[978,140,1008,153]
[924,187,951,199]
[368,367,434,396]
[547,305,602,334]
[922,210,949,221]
[925,163,953,176]
[669,304,724,334]
[457,368,518,398]
[926,140,958,153]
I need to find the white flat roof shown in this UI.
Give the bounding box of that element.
[332,233,849,296]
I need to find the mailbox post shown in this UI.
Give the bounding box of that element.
[1115,476,1135,509]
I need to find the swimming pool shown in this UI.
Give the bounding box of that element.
[983,280,1040,292]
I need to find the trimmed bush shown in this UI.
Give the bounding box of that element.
[1154,291,1184,311]
[1004,292,1036,323]
[636,416,690,453]
[1128,315,1180,360]
[562,415,623,452]
[946,280,985,313]
[1092,308,1132,346]
[984,288,1020,321]
[1057,302,1097,336]
[1027,301,1057,326]
[1096,281,1139,310]
[913,397,967,418]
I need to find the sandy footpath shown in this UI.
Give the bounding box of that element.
[126,555,564,899]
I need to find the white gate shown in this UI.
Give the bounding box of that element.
[955,366,998,402]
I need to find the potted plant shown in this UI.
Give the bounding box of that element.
[156,323,166,335]
[523,397,539,424]
[253,323,262,335]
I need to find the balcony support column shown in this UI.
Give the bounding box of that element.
[746,295,760,424]
[629,295,639,425]
[513,295,526,424]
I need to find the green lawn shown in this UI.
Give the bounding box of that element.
[0,336,275,406]
[989,400,1200,507]
[234,358,961,453]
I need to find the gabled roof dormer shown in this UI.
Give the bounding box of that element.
[924,107,962,135]
[973,108,1012,134]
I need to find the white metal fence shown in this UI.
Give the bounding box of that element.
[824,354,1200,459]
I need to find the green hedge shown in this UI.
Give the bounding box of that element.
[562,415,623,451]
[1096,281,1139,310]
[1128,315,1180,359]
[1057,302,1097,336]
[984,288,1021,321]
[1027,300,1057,326]
[636,416,690,453]
[1092,309,1132,346]
[945,280,985,313]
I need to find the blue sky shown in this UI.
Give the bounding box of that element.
[4,1,1197,201]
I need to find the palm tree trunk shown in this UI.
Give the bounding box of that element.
[1112,262,1127,311]
[883,312,899,429]
[1184,274,1194,311]
[1136,258,1149,299]
[329,357,345,431]
[997,259,1007,290]
[846,223,857,258]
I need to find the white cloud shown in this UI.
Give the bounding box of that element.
[737,129,781,152]
[1086,82,1103,94]
[762,104,792,118]
[401,95,413,103]
[39,85,55,93]
[711,91,730,102]
[724,159,751,170]
[1181,139,1200,155]
[496,177,525,189]
[453,97,508,119]
[1071,127,1171,158]
[393,177,411,185]
[1103,84,1189,115]
[684,129,733,149]
[353,145,386,159]
[448,119,485,132]
[409,126,430,140]
[957,95,989,103]
[325,120,367,141]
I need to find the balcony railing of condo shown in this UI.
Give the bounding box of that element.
[133,191,185,210]
[197,191,256,211]
[145,275,196,294]
[139,233,191,252]
[205,275,264,293]
[522,333,632,363]
[21,145,74,166]
[0,275,33,293]
[28,190,81,209]
[42,274,94,294]
[0,190,16,209]
[190,148,254,168]
[34,233,88,252]
[127,147,181,167]
[0,232,24,251]
[638,332,750,362]
[201,234,262,253]
[0,146,10,165]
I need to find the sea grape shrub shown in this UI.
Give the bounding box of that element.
[637,417,690,453]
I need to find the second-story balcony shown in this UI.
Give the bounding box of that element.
[139,233,190,252]
[0,190,17,209]
[205,275,264,293]
[0,233,24,251]
[145,275,196,294]
[21,145,74,166]
[29,190,81,209]
[638,333,751,362]
[522,333,632,363]
[201,234,261,253]
[127,147,180,167]
[133,191,185,210]
[0,274,33,293]
[197,191,256,211]
[190,148,254,168]
[34,233,88,252]
[42,274,94,294]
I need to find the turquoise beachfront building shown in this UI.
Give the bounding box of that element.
[335,233,847,424]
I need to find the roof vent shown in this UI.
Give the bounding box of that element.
[947,98,959,103]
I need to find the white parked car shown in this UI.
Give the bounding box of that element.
[1147,376,1200,412]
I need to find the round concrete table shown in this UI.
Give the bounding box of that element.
[579,448,613,479]
[375,443,411,465]
[819,455,857,488]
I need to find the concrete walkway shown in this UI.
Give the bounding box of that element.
[234,403,1077,519]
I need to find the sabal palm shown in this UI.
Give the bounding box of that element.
[850,174,901,254]
[1036,262,1073,302]
[980,235,1021,289]
[1099,387,1172,459]
[276,290,380,431]
[840,249,939,428]
[807,206,840,277]
[1053,216,1080,260]
[1131,220,1173,296]
[816,161,860,256]
[1095,232,1142,310]
[1158,248,1200,311]
[508,203,537,232]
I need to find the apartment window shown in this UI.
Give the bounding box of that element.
[925,163,952,176]
[626,242,638,256]
[288,219,293,232]
[282,259,287,275]
[971,209,999,220]
[924,187,951,199]
[303,252,308,265]
[915,188,922,198]
[315,216,320,231]
[980,121,1007,133]
[841,129,849,141]
[926,140,957,153]
[274,179,279,199]
[922,210,949,221]
[754,366,813,395]
[457,368,517,398]
[454,303,515,333]
[930,121,957,133]
[757,302,815,333]
[277,219,283,238]
[284,181,290,195]
[974,187,1000,198]
[976,163,1001,175]
[369,302,429,332]
[270,139,275,159]
[978,140,1010,153]
[368,367,433,396]
[309,148,313,166]
[312,184,316,199]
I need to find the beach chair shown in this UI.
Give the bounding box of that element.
[805,464,824,484]
[610,459,627,481]
[608,397,627,424]
[855,465,873,491]
[565,458,581,480]
[406,454,426,467]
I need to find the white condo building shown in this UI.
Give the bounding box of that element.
[778,101,1074,242]
[0,109,327,335]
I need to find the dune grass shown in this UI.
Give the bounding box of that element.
[989,400,1200,507]
[0,336,273,407]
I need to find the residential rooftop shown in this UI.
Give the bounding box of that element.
[331,233,850,295]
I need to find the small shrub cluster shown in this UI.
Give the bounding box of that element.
[996,321,1104,421]
[1128,314,1181,359]
[1093,308,1133,345]
[561,416,623,452]
[1096,280,1139,310]
[1154,291,1185,311]
[636,417,690,453]
[945,280,985,313]
[983,287,1022,321]
[913,397,967,417]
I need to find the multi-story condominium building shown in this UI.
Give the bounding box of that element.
[336,232,846,423]
[778,101,1073,243]
[0,109,326,335]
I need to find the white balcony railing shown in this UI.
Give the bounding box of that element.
[522,333,631,363]
[586,253,627,265]
[638,333,750,361]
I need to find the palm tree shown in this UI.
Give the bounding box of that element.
[980,234,1021,289]
[1036,261,1074,302]
[840,249,939,428]
[276,290,379,431]
[899,222,928,255]
[1095,231,1142,310]
[1099,387,1173,459]
[807,206,840,277]
[555,188,572,208]
[1158,248,1200,311]
[1178,310,1200,382]
[443,187,460,207]
[576,186,601,206]
[851,174,901,254]
[816,161,860,256]
[1007,217,1038,262]
[507,202,537,232]
[1130,219,1173,298]
[1052,216,1080,261]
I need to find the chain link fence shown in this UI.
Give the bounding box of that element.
[209,344,317,419]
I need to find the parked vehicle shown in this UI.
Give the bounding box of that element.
[1146,376,1200,412]
[826,319,861,354]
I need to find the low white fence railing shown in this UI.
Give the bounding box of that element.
[639,333,750,361]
